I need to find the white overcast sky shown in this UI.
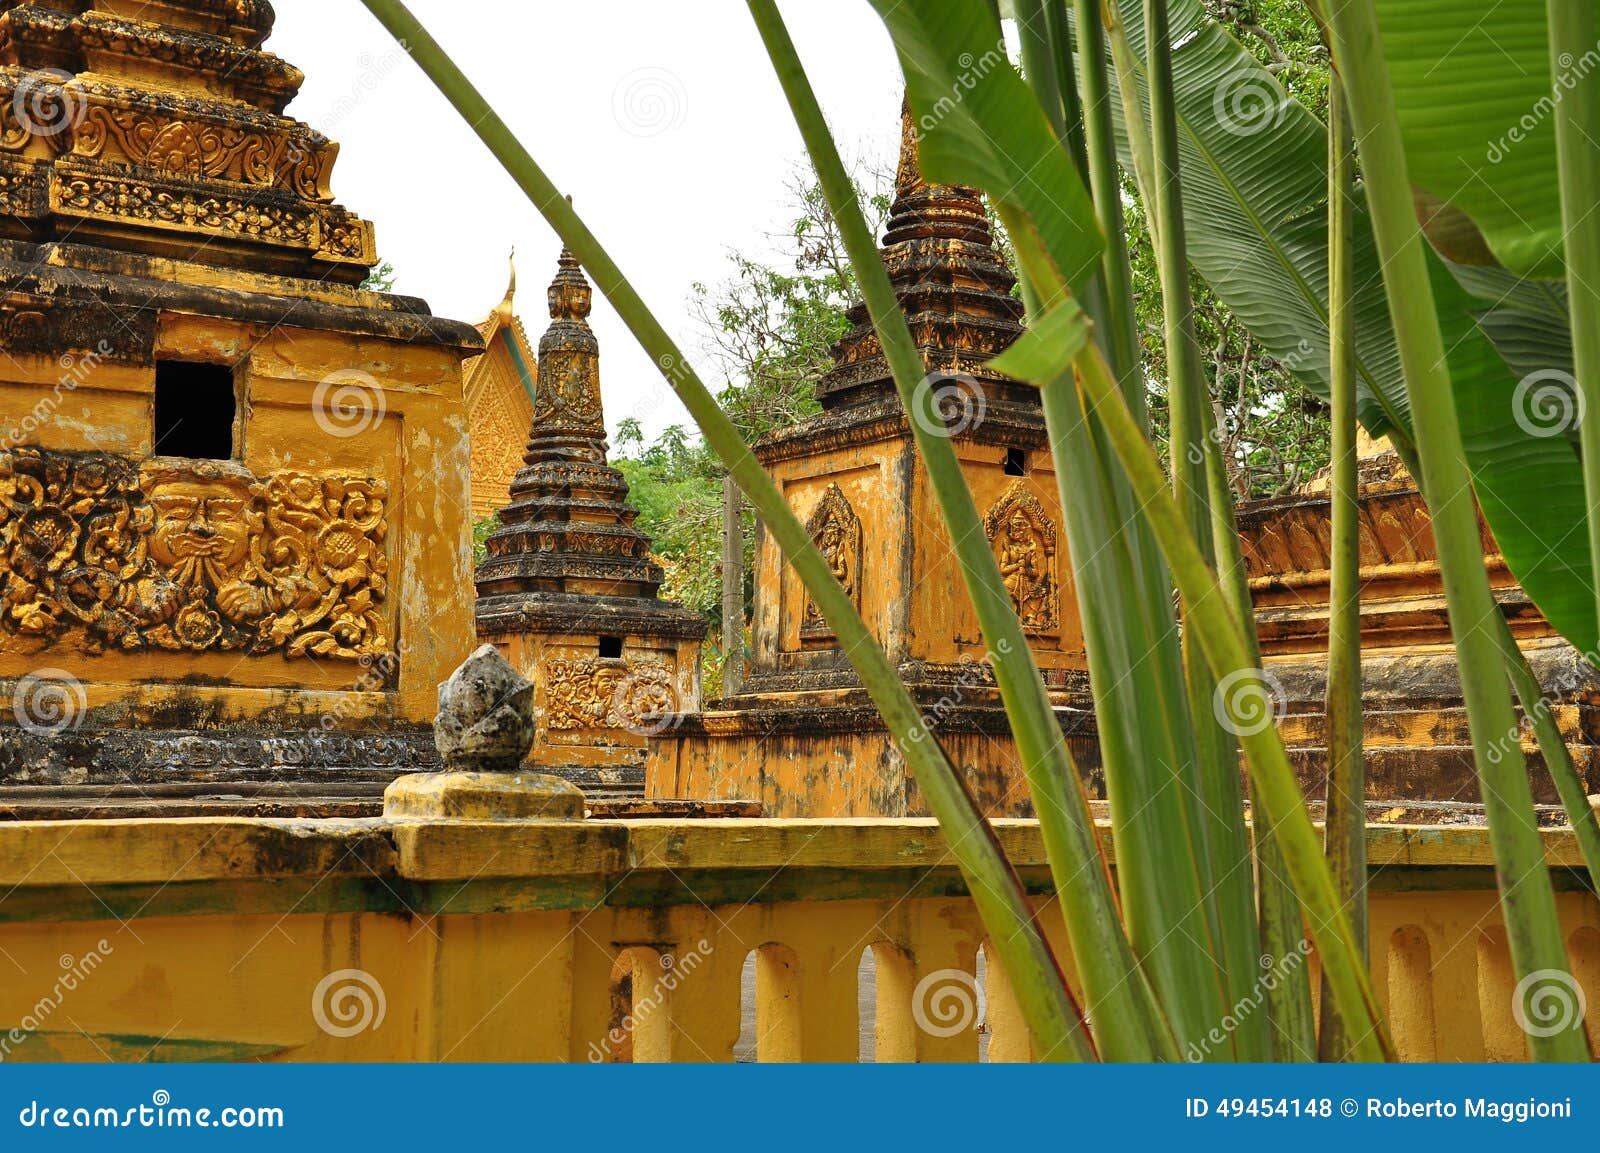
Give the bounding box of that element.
[271,1,906,442]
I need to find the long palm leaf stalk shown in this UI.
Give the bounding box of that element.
[1019,0,1119,387]
[358,0,1096,1063]
[745,0,1173,1063]
[1049,21,1247,1055]
[1070,0,1146,421]
[1492,616,1600,890]
[977,4,1243,1057]
[1138,0,1268,1062]
[1327,0,1586,1061]
[1016,0,1115,386]
[1317,68,1366,1062]
[991,270,1391,1058]
[1546,1,1600,894]
[1102,4,1158,248]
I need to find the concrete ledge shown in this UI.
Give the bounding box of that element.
[0,813,1587,891]
[382,771,585,822]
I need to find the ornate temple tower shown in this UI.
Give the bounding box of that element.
[0,1,481,809]
[475,247,705,794]
[647,106,1093,817]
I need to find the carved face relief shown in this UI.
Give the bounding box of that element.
[0,449,391,664]
[145,479,256,589]
[543,656,676,732]
[984,480,1059,634]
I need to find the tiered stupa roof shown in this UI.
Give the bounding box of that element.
[474,248,685,611]
[814,100,1029,413]
[0,0,375,280]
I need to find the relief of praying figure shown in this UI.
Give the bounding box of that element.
[801,483,861,639]
[984,480,1059,633]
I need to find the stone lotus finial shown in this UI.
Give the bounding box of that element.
[433,644,536,771]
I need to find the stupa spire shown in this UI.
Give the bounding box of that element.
[475,244,658,599]
[816,94,1025,410]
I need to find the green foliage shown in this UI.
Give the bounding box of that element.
[1136,0,1332,497]
[472,512,499,568]
[360,259,397,293]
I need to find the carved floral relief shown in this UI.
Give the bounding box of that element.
[543,656,676,731]
[800,483,861,639]
[72,106,330,198]
[984,481,1059,633]
[0,449,390,662]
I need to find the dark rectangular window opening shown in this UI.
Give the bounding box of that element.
[154,360,237,460]
[598,635,624,659]
[1003,447,1028,476]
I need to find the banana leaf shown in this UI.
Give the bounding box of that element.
[1372,0,1562,277]
[1104,0,1598,655]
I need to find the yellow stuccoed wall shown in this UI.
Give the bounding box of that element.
[0,818,1592,1062]
[0,309,475,726]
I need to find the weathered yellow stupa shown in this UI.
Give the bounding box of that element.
[646,106,1092,817]
[0,0,480,812]
[1238,434,1600,814]
[462,258,537,520]
[475,247,706,796]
